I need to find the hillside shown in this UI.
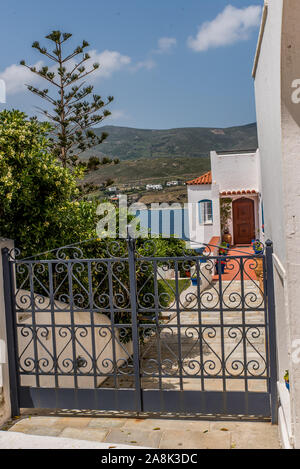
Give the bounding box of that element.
[84,156,211,186]
[81,122,258,161]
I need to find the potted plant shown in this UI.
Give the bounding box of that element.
[191,276,198,287]
[284,370,290,391]
[252,240,264,292]
[252,239,264,255]
[220,198,232,245]
[222,227,232,246]
[216,242,229,275]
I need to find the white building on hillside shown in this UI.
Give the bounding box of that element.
[166,181,179,187]
[146,184,163,191]
[187,149,263,248]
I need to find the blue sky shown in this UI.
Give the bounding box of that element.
[0,0,263,129]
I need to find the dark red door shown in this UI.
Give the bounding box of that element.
[233,198,255,245]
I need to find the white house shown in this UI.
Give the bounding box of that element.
[187,149,263,248]
[166,181,179,187]
[146,184,163,191]
[253,0,300,449]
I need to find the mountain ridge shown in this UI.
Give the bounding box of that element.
[81,122,258,161]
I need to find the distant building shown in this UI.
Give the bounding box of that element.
[146,184,163,191]
[107,187,117,193]
[166,181,179,187]
[187,149,262,248]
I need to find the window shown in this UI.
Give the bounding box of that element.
[199,200,213,224]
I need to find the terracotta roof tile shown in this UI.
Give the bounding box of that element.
[187,171,212,185]
[220,190,258,196]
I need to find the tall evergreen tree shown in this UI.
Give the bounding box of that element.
[21,31,114,168]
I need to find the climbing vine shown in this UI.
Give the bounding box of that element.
[220,198,232,234]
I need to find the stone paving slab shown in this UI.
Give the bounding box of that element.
[60,427,109,442]
[159,430,231,450]
[4,416,280,449]
[105,427,162,448]
[0,431,145,449]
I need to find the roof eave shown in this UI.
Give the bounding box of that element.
[252,3,268,79]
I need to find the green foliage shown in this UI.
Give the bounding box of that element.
[158,279,190,307]
[20,30,114,168]
[0,110,196,344]
[220,198,232,234]
[0,109,98,257]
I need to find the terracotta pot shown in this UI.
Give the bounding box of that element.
[254,258,264,293]
[222,233,232,246]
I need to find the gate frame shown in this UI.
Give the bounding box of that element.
[2,239,279,422]
[265,240,279,424]
[2,247,20,417]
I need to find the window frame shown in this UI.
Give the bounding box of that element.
[198,199,213,225]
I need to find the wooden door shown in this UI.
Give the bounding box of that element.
[233,198,255,245]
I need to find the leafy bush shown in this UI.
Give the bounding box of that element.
[0,110,97,257]
[0,110,195,343]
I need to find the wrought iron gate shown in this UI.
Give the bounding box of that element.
[2,238,278,422]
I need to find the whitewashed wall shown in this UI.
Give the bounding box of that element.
[187,184,220,247]
[254,0,300,448]
[187,149,263,247]
[211,150,262,244]
[254,0,288,442]
[211,150,260,193]
[280,0,300,449]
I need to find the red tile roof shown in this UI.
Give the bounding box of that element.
[187,171,212,185]
[221,190,258,196]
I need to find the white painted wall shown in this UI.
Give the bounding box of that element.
[254,0,300,448]
[211,150,262,244]
[187,184,220,247]
[254,0,288,444]
[254,1,286,264]
[187,150,262,247]
[211,150,260,193]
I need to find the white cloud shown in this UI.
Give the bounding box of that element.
[0,61,43,95]
[130,37,177,72]
[0,50,131,96]
[187,5,262,52]
[87,49,131,79]
[156,37,177,54]
[107,109,128,122]
[131,58,156,72]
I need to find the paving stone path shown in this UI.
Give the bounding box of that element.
[2,415,280,449]
[101,279,268,392]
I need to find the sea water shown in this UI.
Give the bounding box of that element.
[134,208,190,240]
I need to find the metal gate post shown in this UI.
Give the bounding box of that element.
[1,248,20,417]
[127,231,142,412]
[265,240,278,424]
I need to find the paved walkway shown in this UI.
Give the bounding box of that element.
[212,246,259,282]
[0,430,145,449]
[101,278,267,392]
[2,416,280,449]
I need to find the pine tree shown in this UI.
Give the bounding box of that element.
[21,31,114,168]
